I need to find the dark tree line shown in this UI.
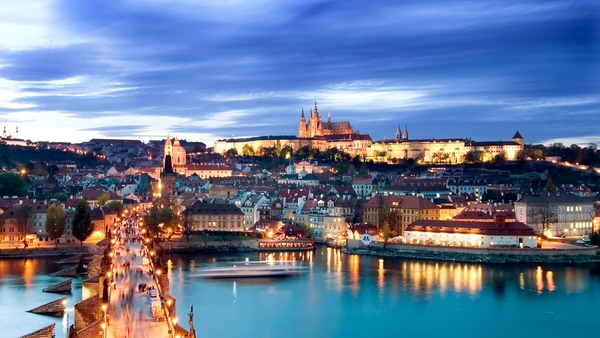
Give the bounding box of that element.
[518,143,600,165]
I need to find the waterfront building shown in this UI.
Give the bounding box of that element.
[514,193,595,236]
[185,200,245,231]
[363,194,439,235]
[404,215,537,248]
[240,194,268,229]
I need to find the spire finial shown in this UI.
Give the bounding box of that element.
[301,108,304,118]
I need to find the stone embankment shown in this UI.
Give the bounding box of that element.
[157,240,256,253]
[343,245,600,264]
[0,246,94,258]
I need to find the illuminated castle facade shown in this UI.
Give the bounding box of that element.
[298,101,355,138]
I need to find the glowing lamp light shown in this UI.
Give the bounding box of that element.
[173,317,178,325]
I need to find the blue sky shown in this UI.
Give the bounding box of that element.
[0,0,598,146]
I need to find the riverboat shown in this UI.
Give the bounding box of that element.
[196,263,305,279]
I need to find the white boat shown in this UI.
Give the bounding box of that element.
[196,264,305,279]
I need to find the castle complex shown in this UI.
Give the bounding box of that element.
[298,101,355,138]
[213,102,525,163]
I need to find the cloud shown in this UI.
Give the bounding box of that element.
[0,0,597,144]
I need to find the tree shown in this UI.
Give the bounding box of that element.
[15,204,33,248]
[465,150,485,164]
[242,144,254,156]
[106,201,125,215]
[144,206,176,238]
[544,178,557,193]
[97,193,110,206]
[347,164,356,176]
[529,204,558,236]
[225,148,238,158]
[0,172,27,197]
[45,204,66,246]
[297,223,310,238]
[72,200,93,244]
[359,163,369,175]
[382,221,392,250]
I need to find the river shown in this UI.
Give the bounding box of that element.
[1,246,600,337]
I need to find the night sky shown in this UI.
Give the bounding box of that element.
[0,0,598,145]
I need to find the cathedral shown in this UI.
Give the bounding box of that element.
[298,101,355,138]
[163,134,187,174]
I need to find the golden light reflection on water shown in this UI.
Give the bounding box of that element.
[349,254,360,296]
[406,261,482,296]
[536,266,544,294]
[378,259,384,293]
[23,259,34,290]
[547,271,555,292]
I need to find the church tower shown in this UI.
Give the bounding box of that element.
[403,126,408,140]
[15,126,19,139]
[160,154,177,198]
[2,126,6,139]
[298,108,308,138]
[395,125,401,140]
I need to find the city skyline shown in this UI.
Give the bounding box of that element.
[0,0,598,145]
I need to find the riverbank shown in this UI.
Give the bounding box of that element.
[156,238,316,253]
[157,240,255,253]
[343,243,600,264]
[0,245,96,258]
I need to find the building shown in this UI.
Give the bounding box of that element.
[214,102,371,157]
[1,126,29,146]
[186,164,233,179]
[277,157,320,186]
[185,200,245,231]
[404,215,537,248]
[298,101,355,138]
[514,193,595,236]
[352,176,374,198]
[160,155,177,198]
[363,194,440,235]
[366,130,524,163]
[163,135,187,174]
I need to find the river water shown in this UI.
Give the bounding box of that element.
[1,247,600,337]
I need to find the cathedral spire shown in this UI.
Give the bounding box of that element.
[327,109,331,123]
[403,125,408,140]
[301,108,305,118]
[313,100,318,116]
[396,125,401,140]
